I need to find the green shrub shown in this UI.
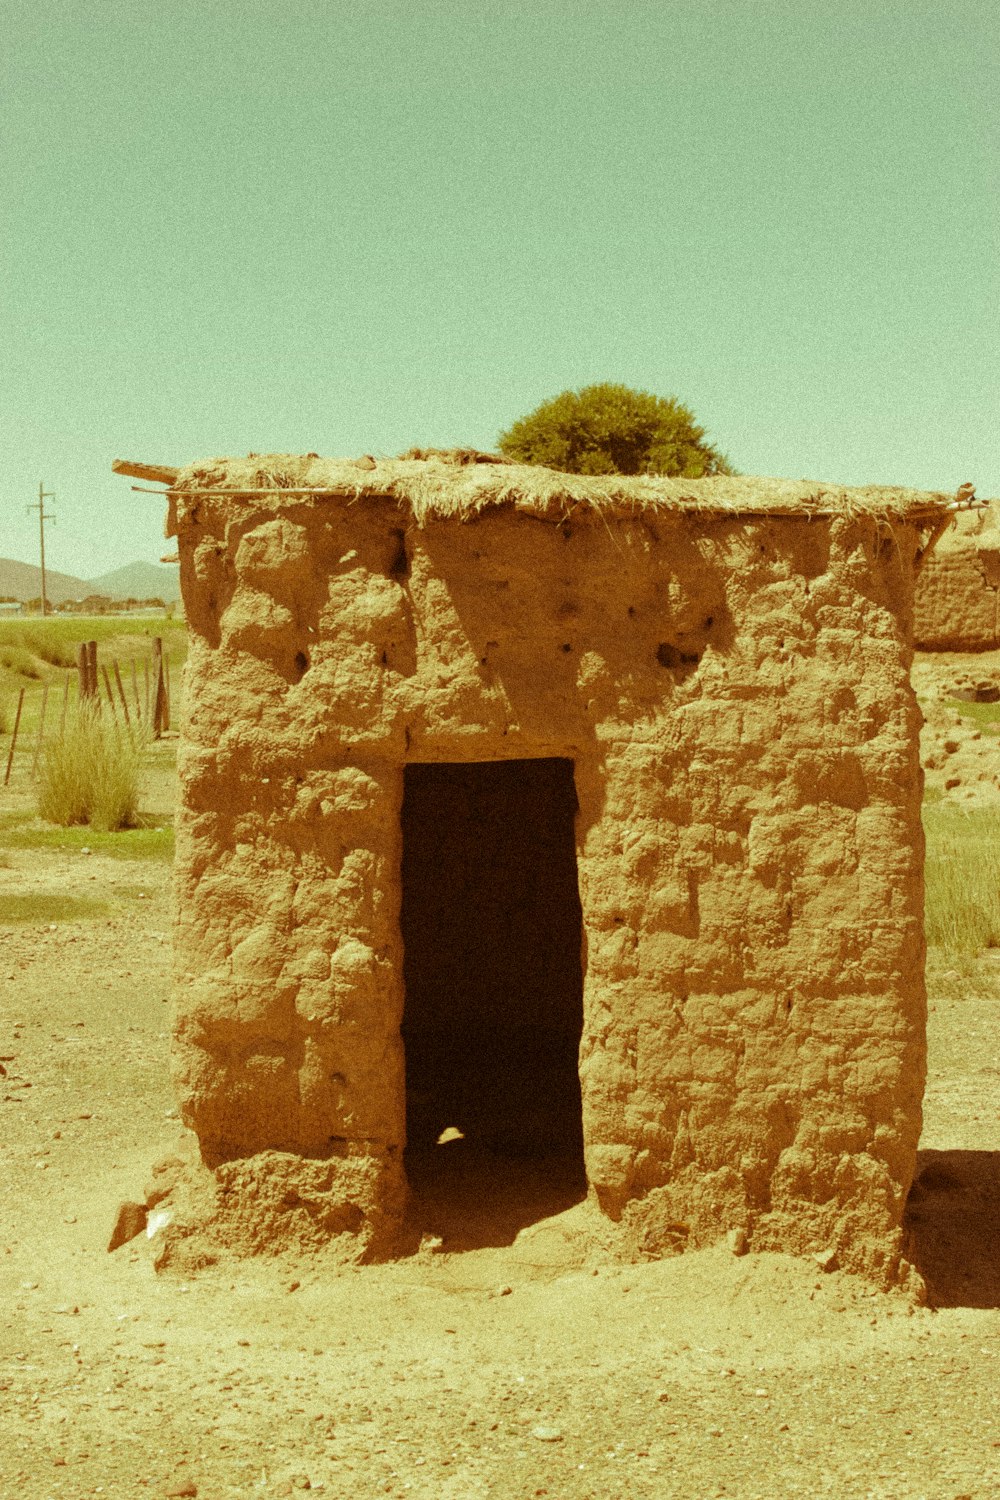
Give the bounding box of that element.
[498,383,734,477]
[35,705,146,831]
[924,803,1000,959]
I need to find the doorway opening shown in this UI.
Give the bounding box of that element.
[401,757,587,1246]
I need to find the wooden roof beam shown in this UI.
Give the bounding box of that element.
[112,459,179,485]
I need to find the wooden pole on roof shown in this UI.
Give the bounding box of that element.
[111,459,179,485]
[914,514,956,575]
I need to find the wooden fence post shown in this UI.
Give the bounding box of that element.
[77,642,90,701]
[151,637,166,739]
[101,664,118,722]
[163,652,171,732]
[86,640,99,703]
[4,687,25,785]
[113,660,132,727]
[31,683,49,774]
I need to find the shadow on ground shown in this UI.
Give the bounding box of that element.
[405,1142,587,1251]
[905,1149,1000,1308]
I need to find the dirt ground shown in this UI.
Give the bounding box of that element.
[916,648,1000,806]
[3,669,1000,1500]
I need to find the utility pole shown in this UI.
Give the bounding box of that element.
[28,484,55,616]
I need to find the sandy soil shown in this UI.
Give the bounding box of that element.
[2,702,1000,1499]
[915,648,1000,805]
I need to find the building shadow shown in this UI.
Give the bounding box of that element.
[904,1149,1000,1308]
[405,1141,587,1251]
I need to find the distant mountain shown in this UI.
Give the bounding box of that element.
[0,556,181,605]
[85,560,182,603]
[0,557,91,604]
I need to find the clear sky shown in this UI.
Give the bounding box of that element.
[1,0,997,575]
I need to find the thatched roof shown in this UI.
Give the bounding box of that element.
[115,452,968,526]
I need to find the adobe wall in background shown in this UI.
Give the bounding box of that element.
[170,483,926,1280]
[915,504,1000,651]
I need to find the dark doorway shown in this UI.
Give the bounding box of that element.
[401,758,587,1246]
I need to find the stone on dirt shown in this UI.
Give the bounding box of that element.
[144,1153,185,1209]
[107,1200,147,1253]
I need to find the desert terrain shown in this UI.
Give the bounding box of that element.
[1,644,999,1499]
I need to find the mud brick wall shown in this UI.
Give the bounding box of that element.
[915,504,1000,650]
[169,472,926,1278]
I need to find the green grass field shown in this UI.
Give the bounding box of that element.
[0,612,184,638]
[0,808,174,860]
[0,615,187,747]
[945,697,1000,732]
[0,891,112,924]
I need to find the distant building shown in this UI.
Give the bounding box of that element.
[915,501,1000,649]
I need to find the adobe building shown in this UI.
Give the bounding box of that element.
[116,452,959,1280]
[914,500,1000,650]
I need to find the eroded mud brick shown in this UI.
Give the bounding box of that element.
[155,451,949,1280]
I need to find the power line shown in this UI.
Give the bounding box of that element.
[27,483,55,616]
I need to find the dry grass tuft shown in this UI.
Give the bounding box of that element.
[20,626,77,668]
[0,644,42,679]
[35,706,146,831]
[172,453,957,528]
